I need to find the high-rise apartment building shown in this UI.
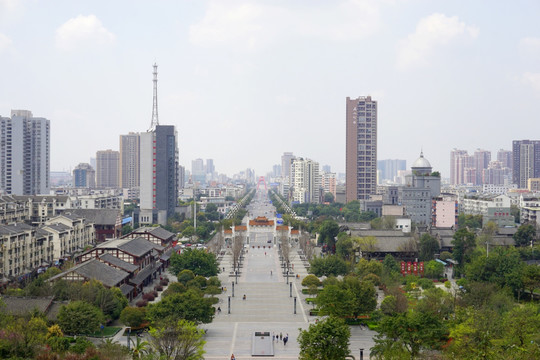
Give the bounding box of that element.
[512,140,540,188]
[281,152,295,179]
[450,149,474,185]
[321,171,337,200]
[139,64,179,225]
[191,158,205,184]
[206,159,215,176]
[497,149,512,170]
[0,110,50,195]
[73,163,96,188]
[119,133,140,189]
[474,149,491,185]
[482,161,506,185]
[290,157,321,204]
[377,159,406,183]
[96,150,120,188]
[140,125,178,225]
[346,96,377,202]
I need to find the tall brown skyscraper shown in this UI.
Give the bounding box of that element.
[346,96,377,202]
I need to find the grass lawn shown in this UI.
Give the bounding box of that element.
[86,326,122,337]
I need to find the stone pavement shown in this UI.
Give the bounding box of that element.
[203,229,376,359]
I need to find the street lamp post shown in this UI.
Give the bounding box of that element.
[228,296,231,314]
[290,282,292,297]
[232,281,234,297]
[294,296,297,314]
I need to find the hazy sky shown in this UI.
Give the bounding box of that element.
[1,0,540,178]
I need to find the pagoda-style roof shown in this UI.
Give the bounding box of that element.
[249,217,274,226]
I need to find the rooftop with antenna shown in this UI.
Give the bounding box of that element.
[148,63,159,132]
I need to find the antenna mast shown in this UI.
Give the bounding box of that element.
[148,63,159,131]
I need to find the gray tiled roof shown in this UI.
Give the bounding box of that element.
[374,237,416,252]
[99,253,139,272]
[64,209,119,225]
[0,223,34,235]
[130,262,159,285]
[497,227,517,236]
[119,283,134,296]
[43,223,70,233]
[1,296,54,316]
[48,258,129,287]
[126,226,175,241]
[146,226,175,240]
[118,237,164,256]
[350,229,407,237]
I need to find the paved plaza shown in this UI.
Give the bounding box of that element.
[202,193,376,359]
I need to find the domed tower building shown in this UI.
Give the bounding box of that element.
[401,152,441,227]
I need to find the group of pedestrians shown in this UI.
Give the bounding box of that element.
[272,332,289,345]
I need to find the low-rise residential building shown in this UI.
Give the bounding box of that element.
[460,194,511,215]
[521,206,540,226]
[62,209,121,242]
[0,195,31,224]
[43,214,96,261]
[0,223,54,281]
[432,195,458,229]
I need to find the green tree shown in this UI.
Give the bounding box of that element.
[513,223,536,247]
[510,204,520,224]
[356,258,383,278]
[324,192,335,203]
[298,316,351,360]
[418,233,440,261]
[302,274,322,288]
[446,307,502,359]
[370,217,383,230]
[382,254,400,274]
[458,214,483,229]
[309,255,348,277]
[424,260,444,279]
[146,289,214,325]
[358,210,378,222]
[130,336,150,360]
[120,306,147,328]
[204,203,220,221]
[335,233,355,261]
[315,284,355,317]
[318,219,340,250]
[451,227,477,268]
[57,300,105,335]
[170,248,219,277]
[465,247,525,296]
[342,275,377,314]
[382,216,397,230]
[501,304,540,351]
[522,264,540,300]
[148,319,205,360]
[122,224,133,235]
[372,310,448,359]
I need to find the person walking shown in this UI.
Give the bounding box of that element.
[272,333,275,342]
[230,354,236,360]
[284,336,288,346]
[279,332,282,340]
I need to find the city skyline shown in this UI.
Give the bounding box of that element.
[1,1,540,177]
